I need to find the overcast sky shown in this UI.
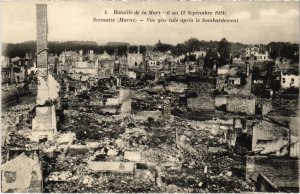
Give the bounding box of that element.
[1,1,299,45]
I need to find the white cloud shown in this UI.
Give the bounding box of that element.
[231,11,251,20]
[259,9,278,17]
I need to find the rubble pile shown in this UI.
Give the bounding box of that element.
[131,88,170,112]
[45,172,161,193]
[62,110,125,141]
[2,73,256,194]
[3,131,34,149]
[205,175,255,193]
[116,128,147,149]
[1,100,36,149]
[7,102,35,111]
[142,146,178,164]
[147,128,176,148]
[1,83,27,97]
[270,98,299,117]
[121,76,150,89]
[1,61,266,193]
[132,96,163,111]
[161,167,204,188]
[257,98,272,115]
[172,108,221,121]
[150,118,254,192]
[43,146,161,193]
[187,81,214,94]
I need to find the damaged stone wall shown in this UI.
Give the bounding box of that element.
[187,81,215,110]
[227,96,256,115]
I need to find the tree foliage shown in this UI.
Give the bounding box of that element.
[217,38,231,66]
[153,40,174,53]
[2,39,298,64]
[204,48,219,69]
[2,41,147,58]
[266,42,299,62]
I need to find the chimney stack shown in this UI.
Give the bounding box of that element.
[36,4,48,69]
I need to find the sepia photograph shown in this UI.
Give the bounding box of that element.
[1,0,299,193]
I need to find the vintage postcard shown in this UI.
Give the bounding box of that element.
[1,0,299,193]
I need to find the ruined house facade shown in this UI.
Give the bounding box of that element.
[280,70,299,89]
[245,47,270,61]
[98,51,115,78]
[127,52,144,70]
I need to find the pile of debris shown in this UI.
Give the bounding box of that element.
[62,111,125,141]
[121,76,151,89]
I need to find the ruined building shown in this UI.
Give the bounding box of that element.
[127,46,144,70]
